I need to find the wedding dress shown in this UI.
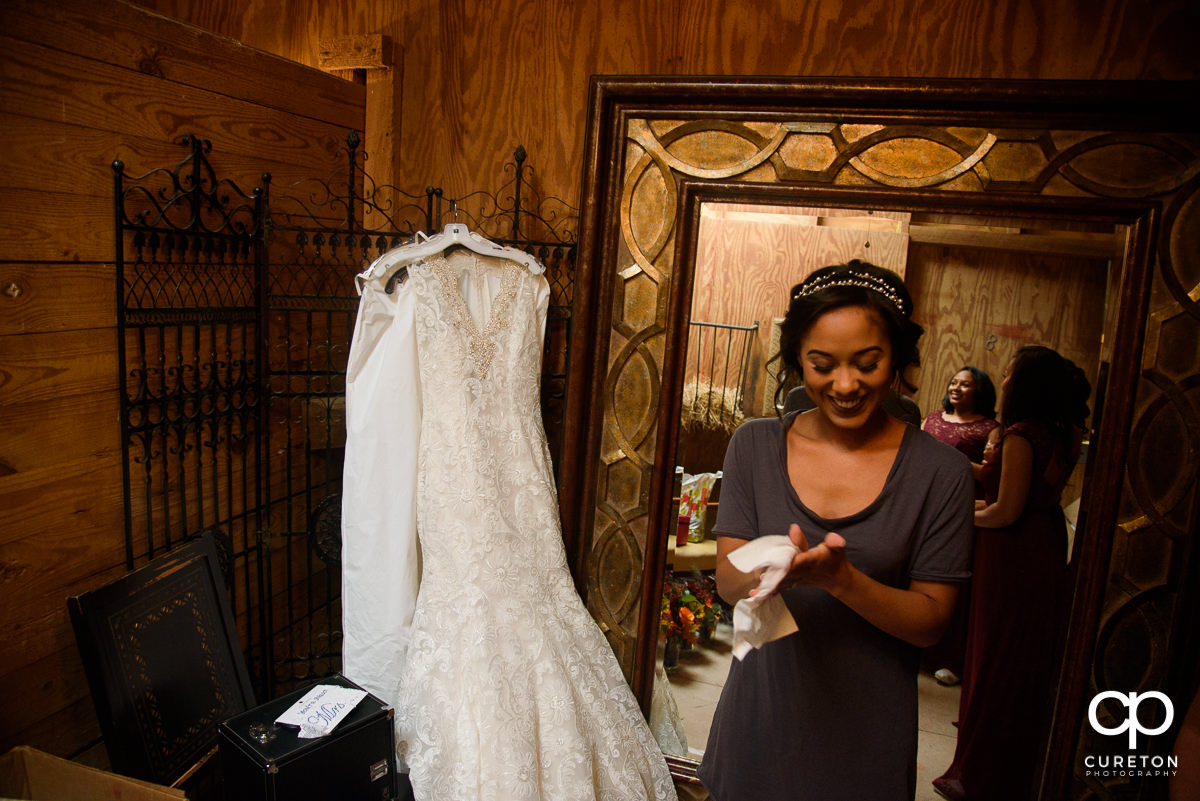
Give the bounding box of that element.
[347,247,676,801]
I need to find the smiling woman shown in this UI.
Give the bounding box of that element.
[794,306,896,427]
[695,262,974,801]
[922,367,1000,469]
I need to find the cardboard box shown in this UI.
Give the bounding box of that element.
[0,746,186,801]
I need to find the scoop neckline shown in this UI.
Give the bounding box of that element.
[777,410,913,526]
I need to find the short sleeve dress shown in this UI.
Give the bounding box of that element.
[697,412,975,801]
[922,410,999,464]
[937,421,1071,800]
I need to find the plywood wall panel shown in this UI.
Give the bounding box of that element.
[0,196,111,264]
[0,329,117,410]
[0,465,127,696]
[132,0,684,200]
[666,0,1194,80]
[0,263,113,337]
[906,243,1108,419]
[1,115,353,211]
[690,209,912,415]
[0,573,122,678]
[0,458,125,554]
[3,38,358,181]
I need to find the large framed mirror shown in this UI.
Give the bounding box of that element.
[557,77,1200,799]
[657,183,1140,787]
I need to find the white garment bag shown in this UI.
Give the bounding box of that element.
[340,268,422,712]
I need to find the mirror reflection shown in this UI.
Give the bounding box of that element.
[651,201,1116,786]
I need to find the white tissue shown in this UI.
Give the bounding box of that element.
[275,684,368,739]
[727,535,800,660]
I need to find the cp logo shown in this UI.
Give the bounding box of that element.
[1088,691,1174,749]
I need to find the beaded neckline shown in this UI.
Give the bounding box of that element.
[430,254,521,380]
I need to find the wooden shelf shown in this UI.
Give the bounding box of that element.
[667,537,717,572]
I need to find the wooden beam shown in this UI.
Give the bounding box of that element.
[909,223,1124,261]
[318,34,392,71]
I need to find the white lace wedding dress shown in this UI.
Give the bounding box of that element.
[391,251,676,801]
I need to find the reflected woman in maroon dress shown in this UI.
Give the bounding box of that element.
[921,367,999,685]
[934,346,1091,801]
[921,366,999,471]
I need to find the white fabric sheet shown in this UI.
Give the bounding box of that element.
[727,534,800,659]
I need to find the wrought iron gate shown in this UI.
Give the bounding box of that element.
[115,133,577,699]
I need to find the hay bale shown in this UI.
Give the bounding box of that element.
[680,379,744,433]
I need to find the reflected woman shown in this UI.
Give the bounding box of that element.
[922,366,999,481]
[934,345,1090,801]
[920,366,999,687]
[697,261,975,801]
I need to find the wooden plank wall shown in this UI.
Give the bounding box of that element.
[125,0,1197,207]
[0,0,363,760]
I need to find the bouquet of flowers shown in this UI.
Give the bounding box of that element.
[660,589,699,644]
[686,573,724,642]
[660,573,726,645]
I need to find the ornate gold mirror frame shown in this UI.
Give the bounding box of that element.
[557,77,1200,798]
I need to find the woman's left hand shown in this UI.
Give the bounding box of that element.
[777,523,850,591]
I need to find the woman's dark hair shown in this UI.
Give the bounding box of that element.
[940,366,997,418]
[1000,345,1091,452]
[770,260,925,411]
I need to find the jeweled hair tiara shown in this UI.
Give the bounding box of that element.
[792,269,910,317]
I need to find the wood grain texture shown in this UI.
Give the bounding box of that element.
[692,206,912,415]
[0,115,352,205]
[0,329,118,407]
[0,394,120,477]
[3,0,363,129]
[0,457,127,665]
[125,0,1198,209]
[906,242,1108,420]
[0,263,114,337]
[3,37,358,184]
[319,34,391,70]
[688,205,1109,424]
[0,0,364,760]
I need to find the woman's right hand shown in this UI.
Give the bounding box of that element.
[976,432,1034,528]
